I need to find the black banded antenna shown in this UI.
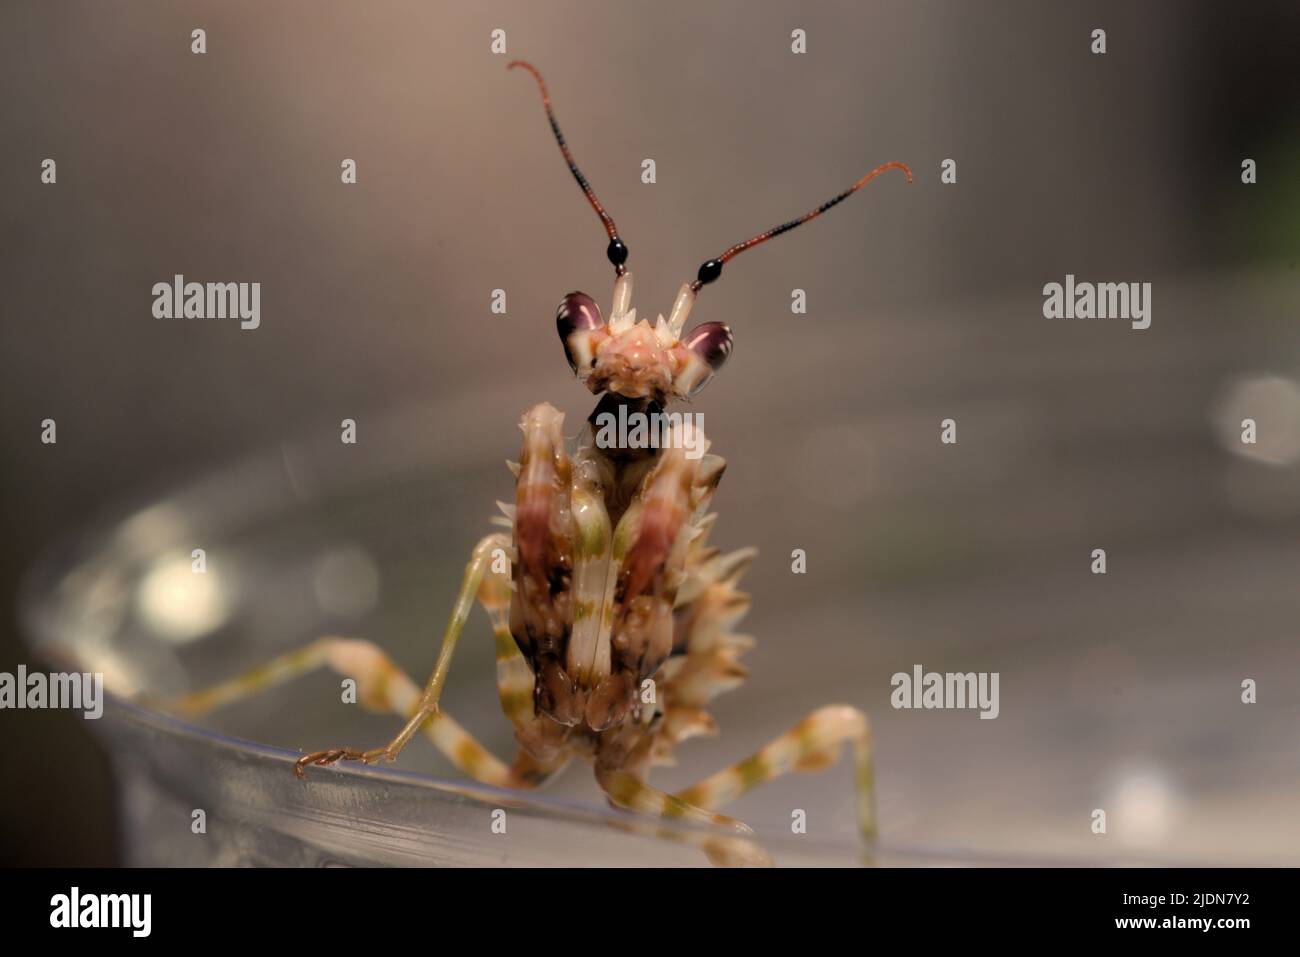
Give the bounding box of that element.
[510,60,630,276]
[689,161,913,293]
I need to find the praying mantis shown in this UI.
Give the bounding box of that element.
[169,60,911,866]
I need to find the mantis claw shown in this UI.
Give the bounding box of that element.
[292,744,397,779]
[293,746,366,779]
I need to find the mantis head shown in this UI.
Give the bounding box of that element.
[510,59,909,407]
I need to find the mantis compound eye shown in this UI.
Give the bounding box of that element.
[556,291,605,372]
[681,321,733,396]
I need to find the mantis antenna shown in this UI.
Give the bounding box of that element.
[689,161,913,293]
[509,60,630,277]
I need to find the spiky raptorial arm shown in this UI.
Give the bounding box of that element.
[566,459,616,691]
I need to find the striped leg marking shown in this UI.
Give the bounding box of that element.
[596,766,772,867]
[476,544,536,729]
[674,704,876,840]
[171,636,519,787]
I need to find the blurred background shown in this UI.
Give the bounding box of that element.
[1,1,1298,865]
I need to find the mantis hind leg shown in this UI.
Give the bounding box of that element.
[165,532,562,787]
[595,765,772,867]
[294,533,509,772]
[168,634,522,787]
[674,704,876,840]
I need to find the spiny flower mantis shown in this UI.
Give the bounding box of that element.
[171,60,910,866]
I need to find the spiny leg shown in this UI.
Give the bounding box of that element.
[170,635,521,788]
[595,765,772,867]
[674,704,876,840]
